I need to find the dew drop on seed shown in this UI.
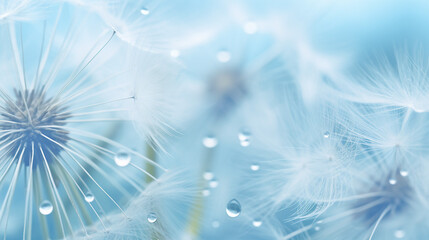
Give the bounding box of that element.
[203,171,214,180]
[389,178,397,185]
[147,212,157,223]
[238,129,251,147]
[323,131,330,138]
[400,170,408,177]
[140,8,150,15]
[250,164,260,171]
[217,51,231,63]
[252,219,262,227]
[226,199,241,217]
[202,189,211,197]
[212,220,220,228]
[209,179,218,188]
[394,230,405,238]
[85,192,94,203]
[39,200,53,215]
[203,135,218,148]
[114,152,131,167]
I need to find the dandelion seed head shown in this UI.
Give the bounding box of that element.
[353,170,413,225]
[2,88,70,166]
[207,68,247,117]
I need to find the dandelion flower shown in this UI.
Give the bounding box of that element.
[0,3,172,239]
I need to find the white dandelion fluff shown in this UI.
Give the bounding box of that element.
[246,85,357,220]
[0,2,174,239]
[66,0,224,53]
[306,160,429,240]
[0,0,51,23]
[81,170,195,240]
[326,47,429,113]
[130,53,181,149]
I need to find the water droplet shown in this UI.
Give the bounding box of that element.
[85,192,94,203]
[170,49,180,58]
[212,220,220,228]
[140,8,150,15]
[323,131,330,138]
[226,199,241,218]
[389,178,397,185]
[244,22,258,34]
[394,230,405,238]
[209,179,218,188]
[252,219,262,227]
[202,189,210,197]
[250,164,260,171]
[203,135,218,148]
[39,200,53,215]
[203,171,214,180]
[400,170,408,177]
[147,212,157,223]
[217,51,231,63]
[114,152,131,167]
[238,129,251,147]
[314,226,321,231]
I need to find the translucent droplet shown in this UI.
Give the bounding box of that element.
[203,171,214,180]
[147,212,157,223]
[226,199,241,218]
[39,200,53,215]
[394,230,405,238]
[323,131,330,138]
[389,178,397,185]
[217,51,231,63]
[202,189,211,197]
[140,8,150,15]
[85,192,94,203]
[114,152,131,167]
[250,164,260,171]
[244,22,258,34]
[238,129,251,147]
[203,135,218,148]
[252,219,262,227]
[209,179,218,188]
[314,226,321,231]
[212,220,220,228]
[400,170,408,177]
[170,49,180,58]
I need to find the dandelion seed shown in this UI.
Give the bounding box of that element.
[328,47,429,112]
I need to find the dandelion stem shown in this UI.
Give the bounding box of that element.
[186,147,215,237]
[22,143,34,240]
[145,143,157,184]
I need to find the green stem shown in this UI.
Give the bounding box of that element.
[145,143,157,184]
[186,147,215,237]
